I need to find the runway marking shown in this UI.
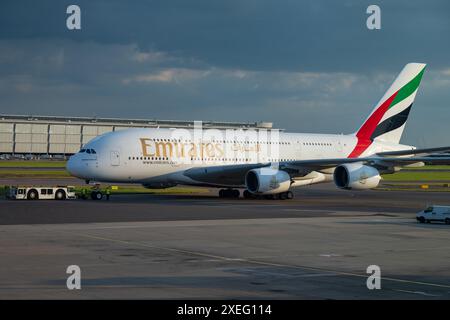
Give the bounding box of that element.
[221,267,337,279]
[319,254,342,258]
[282,209,335,213]
[75,232,450,290]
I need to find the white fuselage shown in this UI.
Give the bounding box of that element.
[66,127,412,188]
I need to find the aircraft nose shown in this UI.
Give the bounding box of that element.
[66,155,82,178]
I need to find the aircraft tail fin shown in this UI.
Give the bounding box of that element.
[354,63,426,144]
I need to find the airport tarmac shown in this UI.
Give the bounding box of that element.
[1,184,450,299]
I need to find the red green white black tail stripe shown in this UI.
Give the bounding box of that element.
[348,63,426,158]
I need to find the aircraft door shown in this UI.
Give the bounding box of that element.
[337,136,344,156]
[110,150,120,166]
[296,140,302,159]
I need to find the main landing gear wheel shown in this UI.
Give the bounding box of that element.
[219,189,240,198]
[278,191,294,200]
[263,191,294,200]
[243,190,253,199]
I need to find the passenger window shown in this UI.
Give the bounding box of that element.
[80,149,85,153]
[18,189,24,194]
[86,149,91,154]
[41,189,47,195]
[424,207,433,213]
[47,189,53,195]
[91,149,96,154]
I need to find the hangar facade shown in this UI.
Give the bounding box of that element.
[0,114,273,156]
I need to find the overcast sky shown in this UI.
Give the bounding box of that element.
[1,0,450,146]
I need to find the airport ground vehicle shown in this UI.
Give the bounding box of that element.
[6,186,76,200]
[416,205,450,224]
[77,185,106,200]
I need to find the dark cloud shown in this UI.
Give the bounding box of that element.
[2,0,450,72]
[0,0,450,146]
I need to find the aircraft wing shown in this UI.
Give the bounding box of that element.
[183,148,450,185]
[284,156,450,170]
[183,163,269,186]
[376,146,450,157]
[284,146,450,170]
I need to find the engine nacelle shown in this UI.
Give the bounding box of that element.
[333,163,381,190]
[245,168,291,194]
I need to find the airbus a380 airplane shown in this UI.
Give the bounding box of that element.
[67,63,450,199]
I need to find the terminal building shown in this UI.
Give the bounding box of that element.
[0,114,274,157]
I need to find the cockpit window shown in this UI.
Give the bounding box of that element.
[80,148,96,154]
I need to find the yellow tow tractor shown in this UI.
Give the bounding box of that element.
[77,184,115,200]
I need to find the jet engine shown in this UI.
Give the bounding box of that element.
[245,168,291,194]
[333,163,381,190]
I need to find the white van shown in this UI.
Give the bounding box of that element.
[416,205,450,224]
